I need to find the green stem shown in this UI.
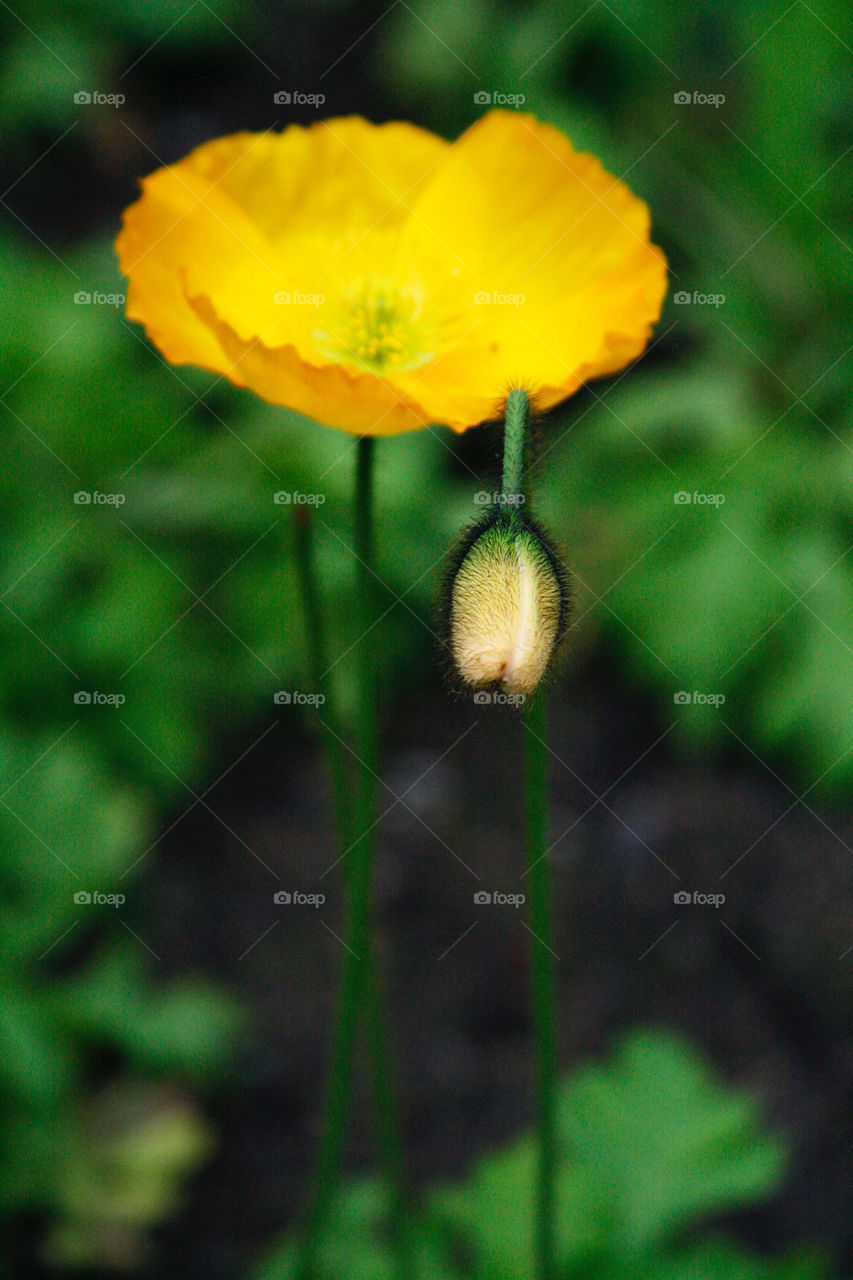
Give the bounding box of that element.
[524,691,557,1280]
[365,951,412,1279]
[295,441,411,1279]
[352,440,413,1277]
[502,387,529,502]
[501,388,557,1280]
[292,507,350,839]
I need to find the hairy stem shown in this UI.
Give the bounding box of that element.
[502,387,529,501]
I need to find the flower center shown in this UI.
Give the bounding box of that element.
[314,277,435,374]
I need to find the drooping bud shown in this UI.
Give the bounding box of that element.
[447,512,568,697]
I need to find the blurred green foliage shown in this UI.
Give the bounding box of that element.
[0,0,239,140]
[43,1083,213,1270]
[1,0,851,1271]
[0,228,455,1266]
[253,1030,836,1280]
[381,0,853,788]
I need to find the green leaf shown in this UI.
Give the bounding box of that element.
[561,1030,787,1254]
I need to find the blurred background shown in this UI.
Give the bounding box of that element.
[2,0,853,1276]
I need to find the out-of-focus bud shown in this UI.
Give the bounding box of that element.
[447,512,568,696]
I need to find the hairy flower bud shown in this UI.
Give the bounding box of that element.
[446,512,569,697]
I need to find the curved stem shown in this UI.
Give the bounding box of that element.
[524,691,557,1280]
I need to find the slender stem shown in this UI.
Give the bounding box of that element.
[352,440,414,1277]
[502,388,558,1280]
[292,507,350,838]
[524,691,557,1280]
[502,387,529,501]
[365,951,412,1279]
[295,442,411,1279]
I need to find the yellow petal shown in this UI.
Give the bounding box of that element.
[392,111,667,409]
[186,291,437,436]
[116,113,667,434]
[116,119,447,385]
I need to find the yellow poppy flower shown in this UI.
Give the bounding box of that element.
[116,112,667,436]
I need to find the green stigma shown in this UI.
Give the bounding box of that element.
[315,276,436,374]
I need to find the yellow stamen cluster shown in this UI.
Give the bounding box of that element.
[315,277,435,374]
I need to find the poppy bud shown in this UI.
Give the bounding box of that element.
[446,511,569,697]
